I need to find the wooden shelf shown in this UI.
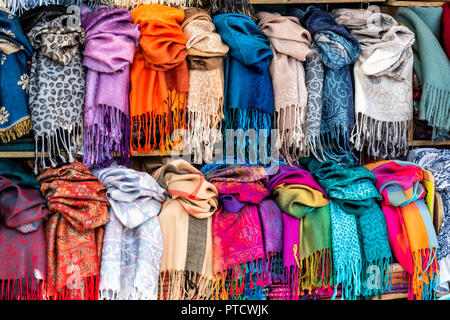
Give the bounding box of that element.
[411,140,450,146]
[385,0,447,6]
[250,0,386,3]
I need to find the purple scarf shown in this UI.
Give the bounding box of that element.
[81,6,140,168]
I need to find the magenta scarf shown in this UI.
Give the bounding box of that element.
[81,6,140,168]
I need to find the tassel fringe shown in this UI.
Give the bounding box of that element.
[158,270,215,300]
[0,278,45,300]
[419,83,450,141]
[0,117,32,144]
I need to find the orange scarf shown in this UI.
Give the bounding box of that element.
[130,4,189,154]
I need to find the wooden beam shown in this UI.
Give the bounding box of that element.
[250,0,385,3]
[385,0,447,6]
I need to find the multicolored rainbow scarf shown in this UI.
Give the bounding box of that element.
[366,160,439,300]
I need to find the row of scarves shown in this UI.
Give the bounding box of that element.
[0,156,442,300]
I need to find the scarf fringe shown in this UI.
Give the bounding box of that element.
[0,117,32,144]
[411,247,439,300]
[320,125,356,163]
[0,278,45,300]
[297,248,334,293]
[99,286,156,300]
[158,269,215,300]
[47,275,99,300]
[110,0,202,9]
[307,134,329,163]
[332,259,362,300]
[210,0,254,18]
[361,257,392,299]
[419,82,450,141]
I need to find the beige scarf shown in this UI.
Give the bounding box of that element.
[152,159,219,300]
[257,11,312,165]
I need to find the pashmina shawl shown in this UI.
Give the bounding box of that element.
[444,2,450,59]
[395,7,450,141]
[27,11,86,174]
[301,158,392,300]
[268,164,332,299]
[81,6,140,169]
[181,8,229,164]
[130,4,189,154]
[152,159,218,300]
[93,165,167,300]
[0,8,33,144]
[0,160,50,300]
[37,160,110,300]
[257,12,312,164]
[366,160,439,300]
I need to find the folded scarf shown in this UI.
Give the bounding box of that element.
[301,158,392,300]
[268,164,332,299]
[0,8,33,145]
[37,160,110,300]
[444,2,450,59]
[152,159,218,300]
[366,160,439,300]
[395,7,450,141]
[26,10,86,174]
[130,4,188,154]
[181,8,229,164]
[81,6,140,169]
[334,10,415,159]
[257,12,312,164]
[93,165,167,300]
[213,13,274,163]
[0,160,50,300]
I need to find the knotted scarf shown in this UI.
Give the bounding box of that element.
[152,159,218,300]
[181,8,228,164]
[0,159,50,300]
[395,6,450,141]
[93,165,167,300]
[0,8,33,145]
[81,6,140,169]
[366,160,439,300]
[301,158,392,300]
[37,160,110,300]
[130,4,189,154]
[444,2,450,59]
[257,12,312,164]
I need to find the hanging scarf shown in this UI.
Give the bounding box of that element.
[289,7,360,162]
[395,6,450,141]
[213,13,274,162]
[93,165,167,300]
[444,2,450,59]
[181,8,228,164]
[27,10,86,174]
[257,12,312,164]
[0,8,33,144]
[130,4,188,154]
[0,160,50,300]
[267,164,332,299]
[152,159,218,300]
[334,10,415,160]
[81,6,139,169]
[366,160,439,300]
[37,160,110,300]
[103,0,204,10]
[301,158,392,300]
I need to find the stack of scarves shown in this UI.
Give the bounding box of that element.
[366,160,439,300]
[152,159,218,300]
[93,164,167,300]
[0,8,33,145]
[213,13,274,163]
[0,160,50,300]
[334,10,415,160]
[395,6,450,141]
[289,6,360,163]
[130,4,188,154]
[181,8,229,164]
[257,12,312,164]
[301,158,392,300]
[268,164,332,299]
[37,160,110,300]
[81,5,140,168]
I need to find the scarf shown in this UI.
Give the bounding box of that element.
[152,159,218,300]
[0,8,33,145]
[257,12,312,164]
[210,0,255,18]
[444,2,450,59]
[366,160,439,300]
[301,158,392,300]
[130,4,188,154]
[103,0,204,10]
[289,7,360,163]
[213,13,274,163]
[268,164,332,299]
[93,165,167,300]
[181,8,228,164]
[0,159,50,300]
[26,10,86,174]
[408,148,450,294]
[37,160,110,300]
[334,10,415,160]
[395,6,450,141]
[81,6,140,169]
